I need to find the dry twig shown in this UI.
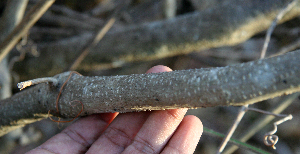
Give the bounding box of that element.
[67,18,116,71]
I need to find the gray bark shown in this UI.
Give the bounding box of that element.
[1,50,300,137]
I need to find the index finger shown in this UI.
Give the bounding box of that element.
[27,113,118,154]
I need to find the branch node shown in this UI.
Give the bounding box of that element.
[48,71,83,123]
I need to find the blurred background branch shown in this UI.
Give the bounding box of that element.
[11,0,300,81]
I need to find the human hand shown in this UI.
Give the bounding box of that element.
[27,65,203,154]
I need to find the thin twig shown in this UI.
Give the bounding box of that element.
[66,0,132,71]
[204,127,272,154]
[217,105,248,154]
[17,77,58,90]
[246,107,289,117]
[260,0,297,58]
[0,0,55,63]
[68,17,116,71]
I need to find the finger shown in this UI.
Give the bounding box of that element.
[161,115,203,154]
[86,65,172,153]
[146,65,172,73]
[86,112,151,154]
[122,108,188,153]
[27,113,117,154]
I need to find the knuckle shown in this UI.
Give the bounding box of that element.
[62,128,90,148]
[128,135,157,154]
[103,126,133,149]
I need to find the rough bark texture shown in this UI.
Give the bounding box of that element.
[13,0,300,81]
[1,50,300,137]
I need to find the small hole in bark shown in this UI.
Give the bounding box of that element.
[282,80,287,84]
[155,98,159,101]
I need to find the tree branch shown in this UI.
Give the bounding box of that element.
[1,50,300,137]
[13,0,300,80]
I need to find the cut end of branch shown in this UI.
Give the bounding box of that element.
[17,81,32,90]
